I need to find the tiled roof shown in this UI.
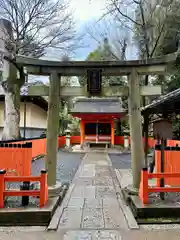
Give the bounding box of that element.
[71,98,126,114]
[141,88,180,114]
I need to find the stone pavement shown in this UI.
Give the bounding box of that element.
[50,152,180,239]
[0,228,180,240]
[55,152,129,238]
[1,152,180,239]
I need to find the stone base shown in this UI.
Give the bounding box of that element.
[125,184,139,195]
[0,197,61,226]
[48,182,63,198]
[129,195,180,221]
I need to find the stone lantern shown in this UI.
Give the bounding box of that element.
[124,129,130,150]
[65,129,71,148]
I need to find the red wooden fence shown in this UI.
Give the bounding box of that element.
[0,143,32,176]
[155,148,180,186]
[139,168,180,204]
[0,169,48,208]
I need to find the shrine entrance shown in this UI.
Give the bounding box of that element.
[13,53,177,190]
[71,97,126,147]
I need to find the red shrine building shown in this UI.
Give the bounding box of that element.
[71,98,127,147]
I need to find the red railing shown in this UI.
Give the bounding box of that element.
[139,168,180,204]
[0,169,48,208]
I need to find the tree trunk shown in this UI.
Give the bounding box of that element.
[1,82,21,140]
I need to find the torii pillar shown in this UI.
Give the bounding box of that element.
[46,71,60,188]
[128,69,144,190]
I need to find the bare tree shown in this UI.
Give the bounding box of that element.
[0,0,78,140]
[105,0,172,82]
[86,18,128,61]
[0,0,77,56]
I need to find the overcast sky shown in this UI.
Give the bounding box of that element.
[31,0,137,83]
[70,0,106,22]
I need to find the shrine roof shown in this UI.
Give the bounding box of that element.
[141,88,180,114]
[71,98,126,114]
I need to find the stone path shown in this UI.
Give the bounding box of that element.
[56,152,129,238]
[1,152,180,239]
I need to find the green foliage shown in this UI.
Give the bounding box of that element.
[166,65,180,93]
[78,38,126,87]
[134,0,180,59]
[59,101,80,135]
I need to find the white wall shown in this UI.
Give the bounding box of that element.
[0,101,47,138]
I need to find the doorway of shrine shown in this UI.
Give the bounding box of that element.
[84,121,111,144]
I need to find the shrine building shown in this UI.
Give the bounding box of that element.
[71,97,127,147]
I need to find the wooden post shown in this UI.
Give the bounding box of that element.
[160,138,166,200]
[143,112,149,167]
[46,72,60,186]
[80,120,85,145]
[128,69,144,189]
[111,120,115,146]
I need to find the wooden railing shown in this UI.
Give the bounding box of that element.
[0,169,48,208]
[139,168,180,204]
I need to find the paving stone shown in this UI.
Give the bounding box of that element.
[64,231,93,240]
[103,206,128,229]
[94,176,113,186]
[68,198,85,208]
[75,178,94,186]
[95,166,111,177]
[94,230,122,240]
[96,160,109,166]
[79,164,96,178]
[58,207,82,229]
[96,186,116,198]
[84,198,103,208]
[82,208,104,229]
[71,186,96,198]
[103,198,120,209]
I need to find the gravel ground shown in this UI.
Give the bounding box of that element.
[5,151,84,208]
[109,153,132,169]
[148,192,180,205]
[32,151,84,183]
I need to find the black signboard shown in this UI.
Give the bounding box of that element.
[87,69,102,94]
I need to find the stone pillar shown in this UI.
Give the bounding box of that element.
[46,72,60,187]
[65,129,71,148]
[128,69,144,190]
[124,135,129,149]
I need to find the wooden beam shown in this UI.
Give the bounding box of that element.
[128,68,144,189]
[46,72,60,186]
[27,85,162,97]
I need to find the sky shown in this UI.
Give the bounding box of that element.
[69,0,137,61]
[30,0,137,83]
[70,0,106,23]
[34,0,107,83]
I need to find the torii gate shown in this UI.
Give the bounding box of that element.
[0,18,177,191]
[14,53,177,191]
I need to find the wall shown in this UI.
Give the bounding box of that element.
[0,102,47,138]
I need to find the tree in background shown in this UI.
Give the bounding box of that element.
[0,0,77,140]
[78,37,127,86]
[104,0,180,106]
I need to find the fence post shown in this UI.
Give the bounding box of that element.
[139,168,148,204]
[40,170,47,207]
[0,169,6,208]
